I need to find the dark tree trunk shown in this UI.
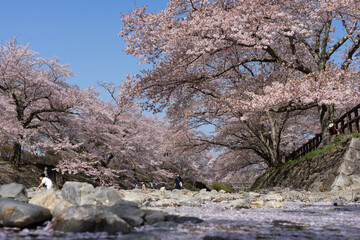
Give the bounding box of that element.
[10,141,22,169]
[319,104,336,146]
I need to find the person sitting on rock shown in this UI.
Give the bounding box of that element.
[38,173,53,189]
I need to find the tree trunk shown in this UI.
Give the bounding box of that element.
[10,141,22,169]
[319,104,336,146]
[268,147,285,168]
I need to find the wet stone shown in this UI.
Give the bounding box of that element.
[0,198,51,228]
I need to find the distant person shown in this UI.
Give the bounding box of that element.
[174,173,183,190]
[141,182,146,190]
[328,123,342,135]
[38,173,53,189]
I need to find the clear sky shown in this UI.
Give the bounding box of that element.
[0,0,167,101]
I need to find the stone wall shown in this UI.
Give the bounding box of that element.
[251,136,360,192]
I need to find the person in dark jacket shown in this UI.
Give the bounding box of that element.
[174,173,183,190]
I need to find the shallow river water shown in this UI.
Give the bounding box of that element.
[1,201,360,240]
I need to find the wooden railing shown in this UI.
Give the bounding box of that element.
[286,133,322,161]
[286,103,360,161]
[335,104,360,134]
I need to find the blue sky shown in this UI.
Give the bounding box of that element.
[0,0,167,101]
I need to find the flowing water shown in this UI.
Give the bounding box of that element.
[1,201,360,239]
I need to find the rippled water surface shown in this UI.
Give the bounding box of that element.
[1,201,360,239]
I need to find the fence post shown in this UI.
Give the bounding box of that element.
[340,119,345,133]
[346,108,352,133]
[355,109,359,132]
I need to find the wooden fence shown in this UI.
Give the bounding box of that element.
[286,103,360,161]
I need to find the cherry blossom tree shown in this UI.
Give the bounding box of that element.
[55,82,203,186]
[119,0,360,167]
[0,38,88,169]
[0,38,210,187]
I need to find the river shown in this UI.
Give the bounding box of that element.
[1,201,359,239]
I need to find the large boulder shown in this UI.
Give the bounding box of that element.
[61,182,94,205]
[0,183,28,202]
[144,210,168,224]
[29,189,75,215]
[26,187,43,199]
[122,191,150,205]
[79,186,122,206]
[52,199,75,217]
[29,189,58,213]
[109,200,146,227]
[51,205,132,234]
[0,198,52,228]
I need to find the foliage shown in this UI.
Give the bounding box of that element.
[210,180,233,193]
[352,132,360,138]
[183,182,198,191]
[298,138,348,161]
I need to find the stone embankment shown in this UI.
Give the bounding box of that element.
[252,136,360,192]
[1,180,360,239]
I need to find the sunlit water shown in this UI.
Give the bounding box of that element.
[1,201,360,239]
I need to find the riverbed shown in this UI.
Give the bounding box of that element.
[1,201,360,239]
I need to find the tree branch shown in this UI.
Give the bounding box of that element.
[326,21,358,59]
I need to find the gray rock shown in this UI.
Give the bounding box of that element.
[29,189,61,213]
[26,187,42,199]
[310,182,323,192]
[52,199,75,217]
[178,197,202,207]
[248,192,261,198]
[51,205,131,234]
[122,192,149,205]
[0,183,28,202]
[153,198,179,207]
[194,193,213,202]
[331,174,352,191]
[144,210,167,224]
[282,190,304,201]
[0,198,52,228]
[267,201,284,208]
[353,189,360,202]
[80,186,122,206]
[109,201,146,227]
[265,193,284,202]
[225,199,250,209]
[61,181,94,205]
[333,200,345,206]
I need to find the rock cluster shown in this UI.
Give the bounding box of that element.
[1,181,360,236]
[0,182,192,234]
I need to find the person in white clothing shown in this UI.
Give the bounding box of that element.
[38,173,53,189]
